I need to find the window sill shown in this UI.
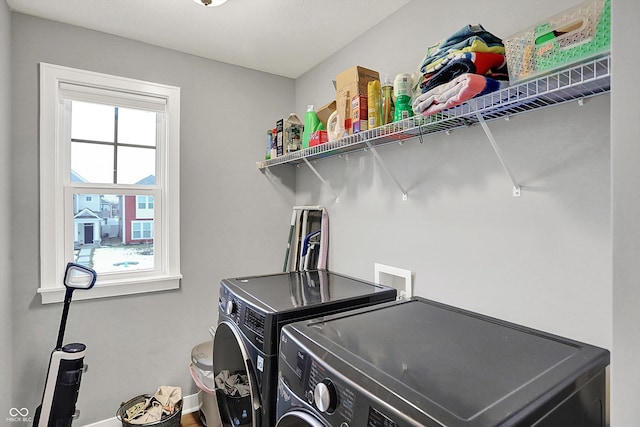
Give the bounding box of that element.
[37,274,182,304]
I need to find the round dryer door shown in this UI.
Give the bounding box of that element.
[276,410,327,427]
[213,321,261,427]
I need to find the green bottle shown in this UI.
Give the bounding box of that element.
[394,95,413,122]
[393,73,414,122]
[302,105,325,149]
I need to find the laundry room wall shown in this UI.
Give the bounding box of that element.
[294,0,612,361]
[610,1,640,425]
[1,0,14,420]
[9,13,296,424]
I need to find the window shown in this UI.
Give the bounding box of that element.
[138,196,151,210]
[132,221,154,240]
[39,63,181,303]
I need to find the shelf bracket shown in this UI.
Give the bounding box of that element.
[475,112,521,197]
[302,157,340,203]
[365,140,408,201]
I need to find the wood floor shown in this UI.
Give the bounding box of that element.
[181,411,205,427]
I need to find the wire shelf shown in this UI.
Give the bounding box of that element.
[257,55,610,169]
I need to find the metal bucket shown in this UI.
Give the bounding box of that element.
[116,394,183,427]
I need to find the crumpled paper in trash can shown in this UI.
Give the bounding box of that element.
[124,385,182,425]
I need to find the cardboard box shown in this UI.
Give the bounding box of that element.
[351,94,368,134]
[336,66,379,135]
[309,130,328,147]
[336,66,380,94]
[316,100,336,129]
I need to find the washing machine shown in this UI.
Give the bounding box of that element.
[211,270,397,427]
[276,297,610,427]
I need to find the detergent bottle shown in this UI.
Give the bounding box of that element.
[285,113,303,152]
[367,80,381,129]
[393,73,414,122]
[265,129,273,160]
[270,128,278,159]
[302,105,324,149]
[381,75,395,125]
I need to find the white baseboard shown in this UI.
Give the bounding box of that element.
[81,393,199,427]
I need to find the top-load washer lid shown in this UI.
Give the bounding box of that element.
[285,297,610,426]
[221,270,395,314]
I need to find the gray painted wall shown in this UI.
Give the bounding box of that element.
[296,0,611,347]
[7,0,640,424]
[1,0,13,422]
[295,0,616,416]
[611,0,640,425]
[10,13,295,424]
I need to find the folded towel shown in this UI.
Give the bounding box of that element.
[421,39,505,75]
[412,74,502,116]
[420,52,507,93]
[433,24,503,52]
[419,24,504,74]
[420,58,476,94]
[424,52,507,81]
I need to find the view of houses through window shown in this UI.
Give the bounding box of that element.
[70,100,157,274]
[73,193,154,273]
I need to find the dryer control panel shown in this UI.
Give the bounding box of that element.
[219,283,267,351]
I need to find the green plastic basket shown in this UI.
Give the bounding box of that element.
[505,0,610,83]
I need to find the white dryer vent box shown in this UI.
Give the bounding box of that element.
[374,263,413,299]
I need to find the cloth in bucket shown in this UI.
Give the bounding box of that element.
[124,386,182,425]
[214,370,250,397]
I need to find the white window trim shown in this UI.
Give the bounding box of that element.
[39,63,181,304]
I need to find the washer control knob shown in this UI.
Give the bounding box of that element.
[314,379,337,413]
[225,299,235,316]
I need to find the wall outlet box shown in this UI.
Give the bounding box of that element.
[374,263,413,299]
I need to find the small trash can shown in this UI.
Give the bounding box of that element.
[190,341,222,427]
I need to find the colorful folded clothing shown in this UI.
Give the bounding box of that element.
[433,24,503,52]
[421,39,505,75]
[419,24,504,74]
[412,73,502,116]
[420,52,507,93]
[420,58,476,94]
[424,52,507,80]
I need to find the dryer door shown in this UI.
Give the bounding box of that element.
[212,321,262,427]
[276,410,327,427]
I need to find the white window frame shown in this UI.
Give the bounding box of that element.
[39,63,181,304]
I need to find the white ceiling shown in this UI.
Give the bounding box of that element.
[6,0,411,78]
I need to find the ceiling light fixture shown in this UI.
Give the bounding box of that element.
[193,0,228,6]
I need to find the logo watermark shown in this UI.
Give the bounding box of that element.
[7,408,32,423]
